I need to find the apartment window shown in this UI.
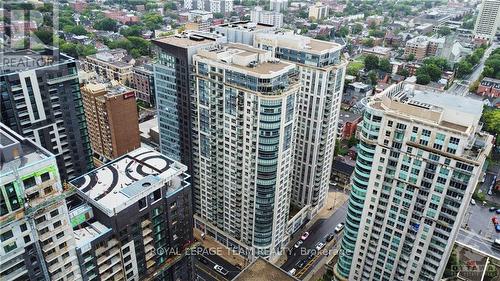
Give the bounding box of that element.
[53,221,62,228]
[138,197,147,210]
[23,177,36,188]
[4,242,17,253]
[150,189,161,203]
[0,230,13,241]
[23,236,30,243]
[20,223,27,232]
[40,172,51,182]
[44,186,53,194]
[422,129,431,137]
[449,137,460,145]
[50,209,59,217]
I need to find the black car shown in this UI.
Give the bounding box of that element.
[490,207,498,212]
[326,233,335,242]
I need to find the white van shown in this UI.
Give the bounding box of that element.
[288,268,297,276]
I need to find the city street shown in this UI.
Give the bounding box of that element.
[281,200,349,278]
[194,246,242,281]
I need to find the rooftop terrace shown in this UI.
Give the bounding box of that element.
[70,147,189,216]
[196,43,295,76]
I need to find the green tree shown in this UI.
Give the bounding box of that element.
[397,68,409,77]
[481,107,500,136]
[417,64,442,82]
[368,70,378,85]
[142,12,163,30]
[94,18,118,31]
[347,61,364,76]
[33,29,54,45]
[423,57,449,71]
[364,55,380,71]
[120,25,144,37]
[368,29,385,38]
[213,12,224,19]
[407,53,415,61]
[456,60,473,78]
[379,58,392,72]
[351,24,363,35]
[338,26,349,37]
[163,2,177,11]
[438,26,451,36]
[70,25,88,35]
[416,74,431,85]
[362,38,374,47]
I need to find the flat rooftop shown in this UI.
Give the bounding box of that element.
[0,49,74,76]
[70,147,188,216]
[0,123,52,177]
[197,43,295,76]
[217,21,275,31]
[376,83,483,132]
[233,258,298,281]
[152,31,225,48]
[74,221,111,248]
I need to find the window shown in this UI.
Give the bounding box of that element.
[138,197,147,209]
[20,223,27,232]
[449,137,460,145]
[150,189,161,202]
[23,177,36,188]
[40,172,51,182]
[4,242,17,253]
[53,221,62,228]
[24,236,30,243]
[0,230,13,241]
[422,129,431,137]
[50,209,59,217]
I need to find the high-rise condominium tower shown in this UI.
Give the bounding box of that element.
[152,31,226,174]
[0,123,81,280]
[254,33,347,215]
[191,43,300,260]
[474,0,500,42]
[0,49,93,180]
[335,83,493,281]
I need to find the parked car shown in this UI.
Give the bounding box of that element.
[496,209,500,215]
[315,242,325,251]
[294,240,304,248]
[326,233,335,242]
[214,265,229,276]
[334,223,345,233]
[301,231,310,240]
[496,225,500,232]
[490,207,497,212]
[471,199,476,205]
[296,259,307,269]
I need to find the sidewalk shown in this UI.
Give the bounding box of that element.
[193,228,247,267]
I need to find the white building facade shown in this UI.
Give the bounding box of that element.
[254,34,347,216]
[474,0,500,41]
[250,7,284,28]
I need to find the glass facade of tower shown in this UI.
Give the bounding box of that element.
[154,53,182,161]
[337,104,382,278]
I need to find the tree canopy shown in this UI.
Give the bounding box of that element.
[94,18,118,31]
[482,48,500,79]
[364,55,380,72]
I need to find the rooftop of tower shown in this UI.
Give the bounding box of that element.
[69,147,189,216]
[372,82,484,133]
[152,30,226,48]
[0,48,75,76]
[195,43,296,76]
[255,33,343,54]
[0,123,53,177]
